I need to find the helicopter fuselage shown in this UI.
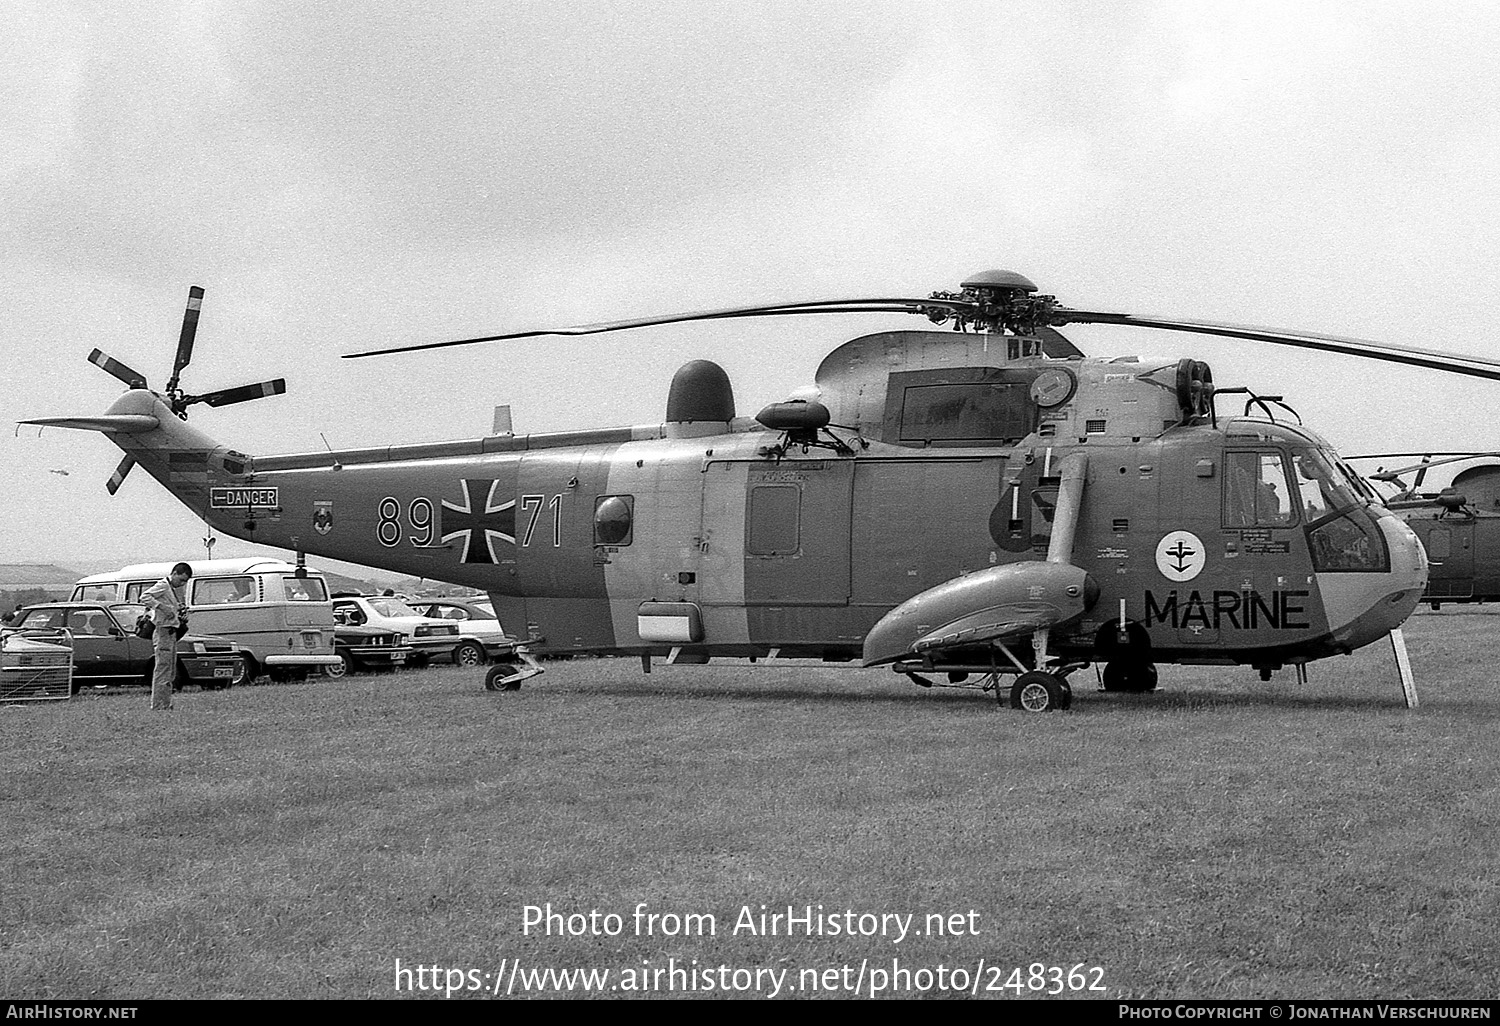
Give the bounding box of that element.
[98,328,1427,679]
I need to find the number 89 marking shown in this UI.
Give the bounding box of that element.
[377,497,437,547]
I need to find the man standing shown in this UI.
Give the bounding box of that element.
[142,562,192,711]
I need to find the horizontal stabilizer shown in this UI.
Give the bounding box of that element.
[21,415,161,433]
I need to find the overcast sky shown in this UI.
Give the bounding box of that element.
[5,0,1500,573]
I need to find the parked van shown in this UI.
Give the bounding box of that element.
[71,558,342,682]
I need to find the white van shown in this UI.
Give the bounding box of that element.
[71,558,342,682]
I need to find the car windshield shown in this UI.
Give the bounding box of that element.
[17,607,65,630]
[368,597,420,617]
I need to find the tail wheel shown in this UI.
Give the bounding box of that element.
[485,661,525,692]
[453,641,486,667]
[1007,670,1070,712]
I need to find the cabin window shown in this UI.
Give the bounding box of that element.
[1225,451,1293,527]
[748,485,800,555]
[898,383,1031,442]
[593,495,634,546]
[193,576,259,605]
[1428,528,1451,561]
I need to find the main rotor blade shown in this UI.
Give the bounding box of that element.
[1054,311,1500,382]
[106,454,136,495]
[166,285,205,394]
[342,297,957,359]
[191,378,287,408]
[87,348,149,389]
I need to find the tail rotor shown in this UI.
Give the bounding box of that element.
[77,285,287,491]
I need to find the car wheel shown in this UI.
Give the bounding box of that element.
[453,641,486,667]
[324,652,353,679]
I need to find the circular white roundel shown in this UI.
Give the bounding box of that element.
[1155,531,1206,582]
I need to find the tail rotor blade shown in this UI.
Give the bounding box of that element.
[193,378,287,409]
[166,285,204,394]
[87,348,149,389]
[106,454,136,495]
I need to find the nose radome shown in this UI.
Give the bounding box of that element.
[1320,515,1427,652]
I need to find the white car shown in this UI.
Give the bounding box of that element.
[330,595,470,666]
[404,597,519,664]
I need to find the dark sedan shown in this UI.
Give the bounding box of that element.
[10,602,244,690]
[326,624,414,678]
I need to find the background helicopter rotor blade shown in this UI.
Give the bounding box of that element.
[1348,451,1500,483]
[1052,311,1500,382]
[87,348,148,389]
[105,454,136,495]
[185,378,288,409]
[343,297,962,359]
[165,285,205,395]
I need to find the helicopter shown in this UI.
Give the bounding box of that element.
[25,269,1500,711]
[1347,451,1500,608]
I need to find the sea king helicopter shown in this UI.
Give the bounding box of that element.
[1347,451,1500,608]
[27,270,1500,711]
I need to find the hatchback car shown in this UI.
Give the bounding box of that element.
[10,602,244,690]
[330,595,463,665]
[403,597,520,665]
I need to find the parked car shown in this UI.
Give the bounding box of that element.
[329,595,463,665]
[9,602,243,691]
[403,597,520,664]
[326,623,413,678]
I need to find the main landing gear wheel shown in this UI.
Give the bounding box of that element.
[484,661,525,692]
[1102,661,1158,693]
[1007,671,1072,712]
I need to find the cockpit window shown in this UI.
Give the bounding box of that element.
[1225,451,1294,526]
[1332,455,1379,503]
[1291,450,1358,524]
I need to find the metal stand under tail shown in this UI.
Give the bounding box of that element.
[1389,628,1418,709]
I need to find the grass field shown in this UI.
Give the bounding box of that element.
[3,610,1498,1000]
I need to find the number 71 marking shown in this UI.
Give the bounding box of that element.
[520,494,564,547]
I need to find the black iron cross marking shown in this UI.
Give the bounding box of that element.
[440,479,516,564]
